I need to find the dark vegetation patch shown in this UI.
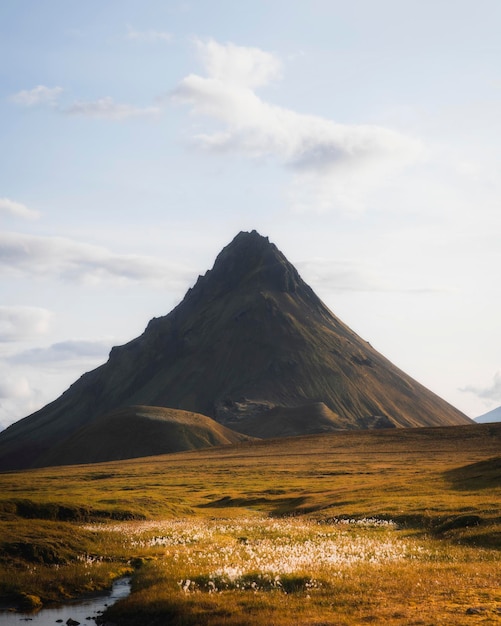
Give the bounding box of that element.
[0,520,95,567]
[198,493,321,516]
[444,456,501,490]
[88,472,117,480]
[389,512,485,532]
[388,512,501,549]
[3,540,70,565]
[435,514,483,534]
[187,572,320,594]
[0,498,145,522]
[199,494,304,509]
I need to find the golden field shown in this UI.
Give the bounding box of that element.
[1,423,500,624]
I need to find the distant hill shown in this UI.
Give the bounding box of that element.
[475,406,501,423]
[0,230,471,471]
[37,406,252,467]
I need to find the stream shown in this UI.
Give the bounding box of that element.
[0,577,130,626]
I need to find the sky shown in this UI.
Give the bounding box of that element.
[1,0,501,430]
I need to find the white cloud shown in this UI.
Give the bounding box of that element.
[126,25,172,43]
[0,231,193,287]
[64,97,161,120]
[194,38,282,88]
[0,364,45,429]
[0,306,52,342]
[0,340,114,429]
[0,198,39,220]
[10,339,112,365]
[10,85,63,107]
[10,84,161,121]
[172,39,424,212]
[461,371,501,402]
[0,374,31,400]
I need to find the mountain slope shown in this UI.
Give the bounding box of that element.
[37,406,252,467]
[229,402,395,439]
[475,406,501,423]
[0,230,471,471]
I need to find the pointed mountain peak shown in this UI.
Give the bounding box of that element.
[189,230,302,300]
[226,229,269,247]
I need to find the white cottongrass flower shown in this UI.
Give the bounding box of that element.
[82,514,428,595]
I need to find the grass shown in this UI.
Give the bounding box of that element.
[0,423,500,624]
[100,517,501,626]
[0,518,133,609]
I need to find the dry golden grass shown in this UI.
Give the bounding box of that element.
[96,516,501,625]
[107,562,501,625]
[0,423,500,623]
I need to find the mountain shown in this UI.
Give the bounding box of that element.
[475,406,501,423]
[0,230,471,471]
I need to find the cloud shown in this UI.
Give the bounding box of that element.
[0,306,52,342]
[0,340,114,429]
[296,258,446,294]
[172,39,424,212]
[64,97,161,120]
[9,339,112,365]
[126,25,172,43]
[10,85,63,107]
[0,198,39,220]
[296,258,388,292]
[0,364,45,429]
[193,38,282,88]
[0,231,193,287]
[460,372,501,402]
[0,374,32,400]
[10,85,161,121]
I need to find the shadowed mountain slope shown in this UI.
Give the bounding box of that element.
[0,230,471,471]
[228,402,395,439]
[36,406,252,467]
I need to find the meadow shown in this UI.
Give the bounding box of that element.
[0,423,500,624]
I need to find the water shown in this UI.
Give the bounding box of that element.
[0,577,130,626]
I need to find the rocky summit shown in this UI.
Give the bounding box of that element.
[0,230,471,470]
